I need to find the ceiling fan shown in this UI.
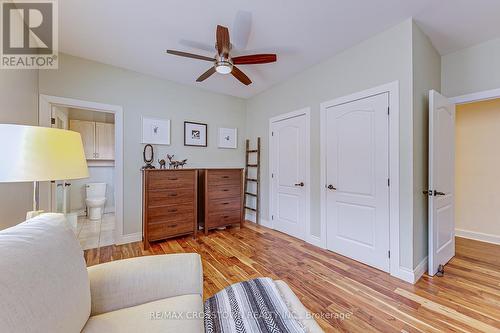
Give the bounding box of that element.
[166,25,277,86]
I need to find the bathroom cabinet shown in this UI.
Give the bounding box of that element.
[70,120,115,160]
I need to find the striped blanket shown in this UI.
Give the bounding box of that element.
[204,278,306,333]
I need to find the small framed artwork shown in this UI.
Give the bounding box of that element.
[184,121,207,147]
[218,127,237,149]
[142,117,170,145]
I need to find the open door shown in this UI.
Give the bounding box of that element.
[428,90,456,276]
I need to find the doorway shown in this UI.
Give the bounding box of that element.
[38,95,125,247]
[269,109,311,241]
[428,88,500,276]
[455,98,500,245]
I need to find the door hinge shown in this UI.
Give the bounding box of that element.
[387,106,390,115]
[387,178,390,187]
[51,117,55,125]
[271,215,274,220]
[271,173,274,178]
[271,131,274,136]
[388,250,391,258]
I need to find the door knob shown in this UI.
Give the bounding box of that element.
[294,182,304,187]
[327,184,337,190]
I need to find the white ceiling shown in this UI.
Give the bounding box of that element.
[59,0,500,99]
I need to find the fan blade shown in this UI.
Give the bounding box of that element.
[196,67,216,82]
[216,25,230,56]
[233,54,277,65]
[166,50,215,62]
[231,66,252,85]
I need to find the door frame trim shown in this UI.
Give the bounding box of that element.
[268,108,312,244]
[320,81,401,279]
[450,87,500,104]
[38,95,131,246]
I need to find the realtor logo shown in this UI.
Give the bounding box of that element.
[1,0,58,69]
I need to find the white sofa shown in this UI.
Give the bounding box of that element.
[0,214,204,333]
[0,213,323,333]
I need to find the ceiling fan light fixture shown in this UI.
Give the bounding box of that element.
[215,61,233,74]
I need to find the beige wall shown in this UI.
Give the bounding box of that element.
[442,37,500,97]
[411,22,441,265]
[0,70,39,229]
[455,99,500,242]
[39,53,246,235]
[246,19,416,269]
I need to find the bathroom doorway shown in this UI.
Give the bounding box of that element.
[68,108,116,249]
[39,95,124,250]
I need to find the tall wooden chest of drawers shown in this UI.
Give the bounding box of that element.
[142,169,197,249]
[201,169,244,235]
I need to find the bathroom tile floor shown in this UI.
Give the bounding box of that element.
[75,213,115,250]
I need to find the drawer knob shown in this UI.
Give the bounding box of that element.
[168,177,178,181]
[169,224,178,228]
[222,176,229,179]
[223,216,229,219]
[169,193,178,196]
[168,209,178,213]
[222,202,229,205]
[222,189,229,192]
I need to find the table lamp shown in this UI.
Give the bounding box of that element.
[0,124,89,218]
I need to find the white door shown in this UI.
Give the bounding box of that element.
[270,114,308,240]
[428,90,456,276]
[51,106,70,213]
[325,93,390,272]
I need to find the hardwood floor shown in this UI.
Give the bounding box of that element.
[85,222,500,332]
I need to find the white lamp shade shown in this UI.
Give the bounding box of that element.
[0,124,89,182]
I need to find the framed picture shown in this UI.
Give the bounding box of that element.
[142,117,170,145]
[184,121,207,147]
[218,127,237,149]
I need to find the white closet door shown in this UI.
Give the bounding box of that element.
[271,114,307,240]
[325,92,390,272]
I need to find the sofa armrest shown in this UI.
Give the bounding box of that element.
[87,253,203,316]
[274,280,325,333]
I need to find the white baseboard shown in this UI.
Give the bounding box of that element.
[391,257,428,284]
[307,234,324,248]
[413,257,428,282]
[456,229,500,245]
[115,232,142,245]
[259,218,272,228]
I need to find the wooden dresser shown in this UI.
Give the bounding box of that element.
[201,169,244,234]
[142,169,197,249]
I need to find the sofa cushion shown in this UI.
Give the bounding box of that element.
[0,213,91,333]
[82,294,204,333]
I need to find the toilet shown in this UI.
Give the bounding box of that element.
[85,183,107,220]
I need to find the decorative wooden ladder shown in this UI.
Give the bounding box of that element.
[244,137,261,224]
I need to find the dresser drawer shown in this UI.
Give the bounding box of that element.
[207,169,242,186]
[148,220,193,241]
[148,188,194,207]
[207,210,241,228]
[208,197,241,214]
[148,171,194,190]
[147,203,194,224]
[208,185,241,200]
